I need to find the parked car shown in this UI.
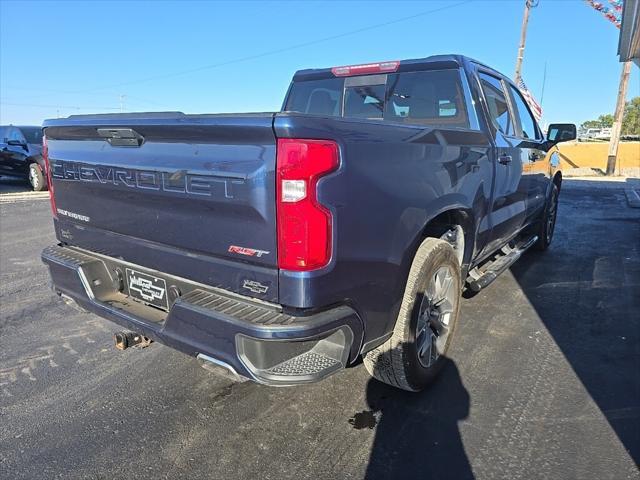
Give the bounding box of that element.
[41,55,576,391]
[0,125,47,190]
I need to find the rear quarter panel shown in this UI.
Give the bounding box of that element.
[275,114,493,344]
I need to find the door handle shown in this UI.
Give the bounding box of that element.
[498,154,512,165]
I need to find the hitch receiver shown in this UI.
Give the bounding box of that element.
[114,331,153,350]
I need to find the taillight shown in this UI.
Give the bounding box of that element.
[276,139,339,271]
[331,61,399,77]
[42,135,57,219]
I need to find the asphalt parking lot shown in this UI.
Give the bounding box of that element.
[1,178,639,480]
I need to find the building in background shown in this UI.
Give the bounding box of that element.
[618,0,639,65]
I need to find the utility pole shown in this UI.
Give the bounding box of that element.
[119,94,126,113]
[515,0,537,83]
[606,61,632,176]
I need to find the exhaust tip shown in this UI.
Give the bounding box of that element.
[197,354,247,383]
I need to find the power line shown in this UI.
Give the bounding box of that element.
[0,101,121,110]
[55,1,473,95]
[1,86,171,108]
[2,1,471,112]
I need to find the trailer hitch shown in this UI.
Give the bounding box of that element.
[114,331,153,350]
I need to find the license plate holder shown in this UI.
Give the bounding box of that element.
[125,268,169,311]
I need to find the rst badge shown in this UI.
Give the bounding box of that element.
[126,268,169,310]
[228,245,270,258]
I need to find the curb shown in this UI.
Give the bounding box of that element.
[0,192,50,204]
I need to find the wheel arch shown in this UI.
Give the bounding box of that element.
[374,199,482,353]
[383,205,476,337]
[418,207,476,271]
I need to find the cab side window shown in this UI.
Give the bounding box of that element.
[508,85,541,140]
[478,72,515,136]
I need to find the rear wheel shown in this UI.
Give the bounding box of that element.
[29,164,46,191]
[363,238,461,391]
[533,184,559,251]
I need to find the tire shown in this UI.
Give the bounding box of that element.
[533,184,559,251]
[29,163,46,191]
[363,238,462,392]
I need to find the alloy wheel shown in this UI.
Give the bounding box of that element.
[29,166,39,190]
[416,266,456,368]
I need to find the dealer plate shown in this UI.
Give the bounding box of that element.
[125,268,169,311]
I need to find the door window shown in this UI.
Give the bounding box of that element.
[508,85,541,140]
[478,72,515,136]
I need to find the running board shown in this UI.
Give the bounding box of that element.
[467,236,538,292]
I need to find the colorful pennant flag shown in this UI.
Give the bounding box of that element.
[585,0,623,28]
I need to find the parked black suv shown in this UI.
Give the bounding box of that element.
[0,125,47,191]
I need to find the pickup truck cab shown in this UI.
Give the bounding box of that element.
[42,55,576,391]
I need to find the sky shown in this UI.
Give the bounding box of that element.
[1,0,638,127]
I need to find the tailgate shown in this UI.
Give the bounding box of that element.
[43,113,279,301]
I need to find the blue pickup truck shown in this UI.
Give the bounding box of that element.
[41,55,576,391]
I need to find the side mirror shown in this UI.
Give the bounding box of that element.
[546,123,576,146]
[7,139,28,150]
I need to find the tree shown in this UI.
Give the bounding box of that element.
[581,114,614,129]
[580,97,640,135]
[581,120,600,129]
[599,114,614,126]
[621,97,640,135]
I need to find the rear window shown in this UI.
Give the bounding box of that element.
[284,69,472,129]
[384,70,469,127]
[344,84,385,119]
[284,78,343,117]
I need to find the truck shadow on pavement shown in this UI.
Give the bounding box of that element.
[508,180,640,465]
[356,357,474,480]
[357,180,639,479]
[510,253,640,465]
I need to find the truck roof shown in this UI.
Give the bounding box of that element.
[292,54,499,81]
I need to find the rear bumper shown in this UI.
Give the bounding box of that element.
[42,244,364,386]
